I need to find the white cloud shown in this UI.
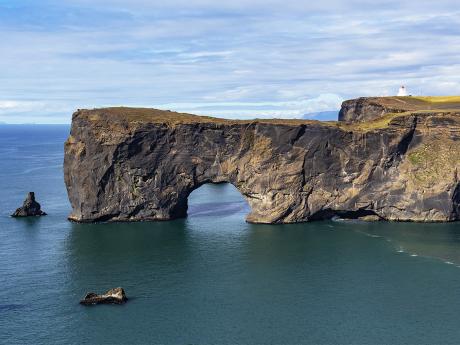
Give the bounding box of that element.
[0,101,24,110]
[151,94,344,119]
[0,100,73,123]
[1,0,460,123]
[0,101,46,113]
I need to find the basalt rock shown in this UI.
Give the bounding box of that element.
[64,97,460,223]
[80,287,127,305]
[11,192,47,217]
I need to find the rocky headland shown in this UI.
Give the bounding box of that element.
[64,96,460,223]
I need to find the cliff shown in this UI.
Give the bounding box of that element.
[64,97,460,223]
[339,96,460,122]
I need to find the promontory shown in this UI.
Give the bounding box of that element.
[64,96,460,223]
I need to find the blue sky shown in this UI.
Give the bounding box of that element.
[1,0,460,123]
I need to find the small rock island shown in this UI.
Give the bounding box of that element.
[11,192,47,217]
[80,287,127,305]
[64,96,460,223]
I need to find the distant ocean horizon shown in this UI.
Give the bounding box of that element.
[2,125,460,344]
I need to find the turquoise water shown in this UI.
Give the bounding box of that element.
[2,125,460,344]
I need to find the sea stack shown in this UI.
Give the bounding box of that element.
[11,192,47,217]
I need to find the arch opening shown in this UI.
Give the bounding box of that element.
[186,182,251,219]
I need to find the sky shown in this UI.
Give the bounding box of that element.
[1,0,460,123]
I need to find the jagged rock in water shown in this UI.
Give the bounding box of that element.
[80,287,127,305]
[64,97,460,224]
[11,192,47,217]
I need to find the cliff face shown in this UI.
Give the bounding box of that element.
[64,98,460,223]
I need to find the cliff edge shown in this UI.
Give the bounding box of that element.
[339,96,460,122]
[64,96,460,223]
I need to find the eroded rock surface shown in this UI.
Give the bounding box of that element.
[64,97,460,223]
[11,192,47,217]
[80,287,127,305]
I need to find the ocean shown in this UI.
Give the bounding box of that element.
[2,125,460,344]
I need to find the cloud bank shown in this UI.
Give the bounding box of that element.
[1,0,459,123]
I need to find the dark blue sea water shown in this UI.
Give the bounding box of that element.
[2,125,460,344]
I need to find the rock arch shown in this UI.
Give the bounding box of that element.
[168,179,253,221]
[64,106,460,223]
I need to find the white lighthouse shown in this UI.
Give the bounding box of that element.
[398,85,408,96]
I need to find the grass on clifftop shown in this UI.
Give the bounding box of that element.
[340,109,460,132]
[81,107,327,126]
[81,96,460,131]
[412,96,460,103]
[339,112,405,131]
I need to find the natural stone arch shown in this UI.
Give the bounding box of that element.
[64,111,311,223]
[64,106,460,224]
[168,178,253,221]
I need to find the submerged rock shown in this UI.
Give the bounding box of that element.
[358,215,381,222]
[11,192,47,217]
[80,287,127,305]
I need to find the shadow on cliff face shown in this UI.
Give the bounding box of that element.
[309,208,381,221]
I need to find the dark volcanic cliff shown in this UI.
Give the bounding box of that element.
[64,97,460,223]
[339,96,460,122]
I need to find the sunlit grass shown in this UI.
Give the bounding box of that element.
[82,96,460,132]
[411,96,460,103]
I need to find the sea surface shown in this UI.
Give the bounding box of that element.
[2,125,460,344]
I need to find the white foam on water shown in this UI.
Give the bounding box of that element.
[367,234,381,238]
[400,252,460,269]
[347,227,460,269]
[354,230,382,238]
[331,217,345,222]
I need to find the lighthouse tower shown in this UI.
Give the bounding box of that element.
[398,85,408,96]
